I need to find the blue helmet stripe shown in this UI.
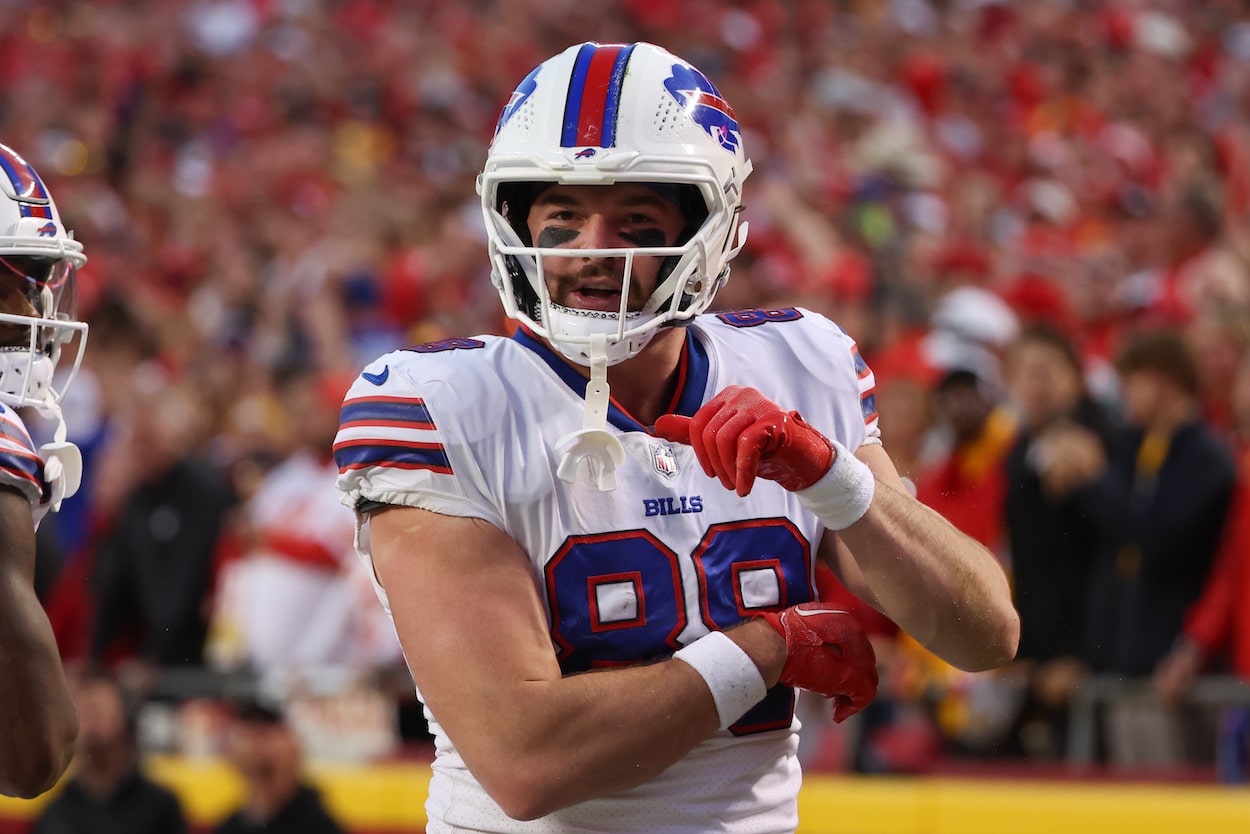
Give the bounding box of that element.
[561,43,599,147]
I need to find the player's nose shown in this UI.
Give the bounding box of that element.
[573,214,618,253]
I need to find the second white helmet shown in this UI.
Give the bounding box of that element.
[0,142,88,414]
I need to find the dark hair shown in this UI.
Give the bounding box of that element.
[1010,323,1085,378]
[231,696,286,726]
[1115,329,1201,398]
[76,669,141,741]
[936,368,983,393]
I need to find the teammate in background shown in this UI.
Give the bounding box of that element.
[335,42,1018,832]
[0,143,90,797]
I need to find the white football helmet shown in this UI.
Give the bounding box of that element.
[0,142,88,419]
[479,41,752,367]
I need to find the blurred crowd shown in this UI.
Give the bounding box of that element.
[8,0,1250,775]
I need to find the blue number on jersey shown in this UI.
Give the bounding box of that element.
[545,520,813,735]
[546,530,687,668]
[716,308,803,328]
[405,337,486,353]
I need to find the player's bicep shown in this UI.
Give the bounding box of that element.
[368,506,561,747]
[0,486,36,577]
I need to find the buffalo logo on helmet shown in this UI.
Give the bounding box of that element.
[493,65,541,138]
[37,222,57,237]
[574,147,596,159]
[0,144,52,218]
[663,65,741,154]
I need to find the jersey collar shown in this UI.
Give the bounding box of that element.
[512,326,710,433]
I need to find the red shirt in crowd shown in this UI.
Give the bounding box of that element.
[1182,447,1250,678]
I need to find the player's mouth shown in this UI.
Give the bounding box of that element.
[567,283,625,313]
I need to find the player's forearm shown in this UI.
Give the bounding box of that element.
[0,590,78,797]
[459,620,783,821]
[486,662,717,819]
[837,480,1019,672]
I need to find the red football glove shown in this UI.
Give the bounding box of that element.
[654,385,834,496]
[758,603,878,723]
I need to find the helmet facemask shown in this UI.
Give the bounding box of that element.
[486,174,743,367]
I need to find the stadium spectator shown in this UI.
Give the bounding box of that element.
[1082,330,1236,677]
[214,699,345,834]
[999,324,1117,759]
[32,671,187,834]
[915,365,1015,554]
[208,369,399,675]
[1154,347,1250,781]
[1155,347,1250,697]
[1075,330,1237,766]
[87,369,237,674]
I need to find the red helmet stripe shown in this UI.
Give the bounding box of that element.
[563,43,630,148]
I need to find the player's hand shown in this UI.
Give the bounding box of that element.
[654,386,834,496]
[758,603,878,722]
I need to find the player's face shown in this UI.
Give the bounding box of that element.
[0,258,41,347]
[525,183,687,314]
[1006,340,1083,431]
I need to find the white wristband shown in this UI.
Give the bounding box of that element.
[795,440,876,530]
[673,631,767,731]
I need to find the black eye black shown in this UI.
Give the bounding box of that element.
[621,228,667,248]
[537,228,578,247]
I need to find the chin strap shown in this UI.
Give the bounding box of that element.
[35,403,82,514]
[555,334,626,491]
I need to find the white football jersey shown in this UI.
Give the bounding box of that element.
[0,403,51,525]
[335,308,879,834]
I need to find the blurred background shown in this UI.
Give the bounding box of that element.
[5,0,1250,831]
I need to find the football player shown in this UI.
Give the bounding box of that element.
[0,143,90,797]
[335,42,1019,832]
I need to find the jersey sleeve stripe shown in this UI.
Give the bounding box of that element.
[851,346,872,381]
[340,397,437,430]
[0,460,42,489]
[339,418,437,432]
[334,441,454,475]
[0,439,41,465]
[334,424,439,444]
[0,417,34,449]
[860,390,878,425]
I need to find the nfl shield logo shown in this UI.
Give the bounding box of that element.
[650,441,679,479]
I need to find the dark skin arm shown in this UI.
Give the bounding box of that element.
[0,486,77,797]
